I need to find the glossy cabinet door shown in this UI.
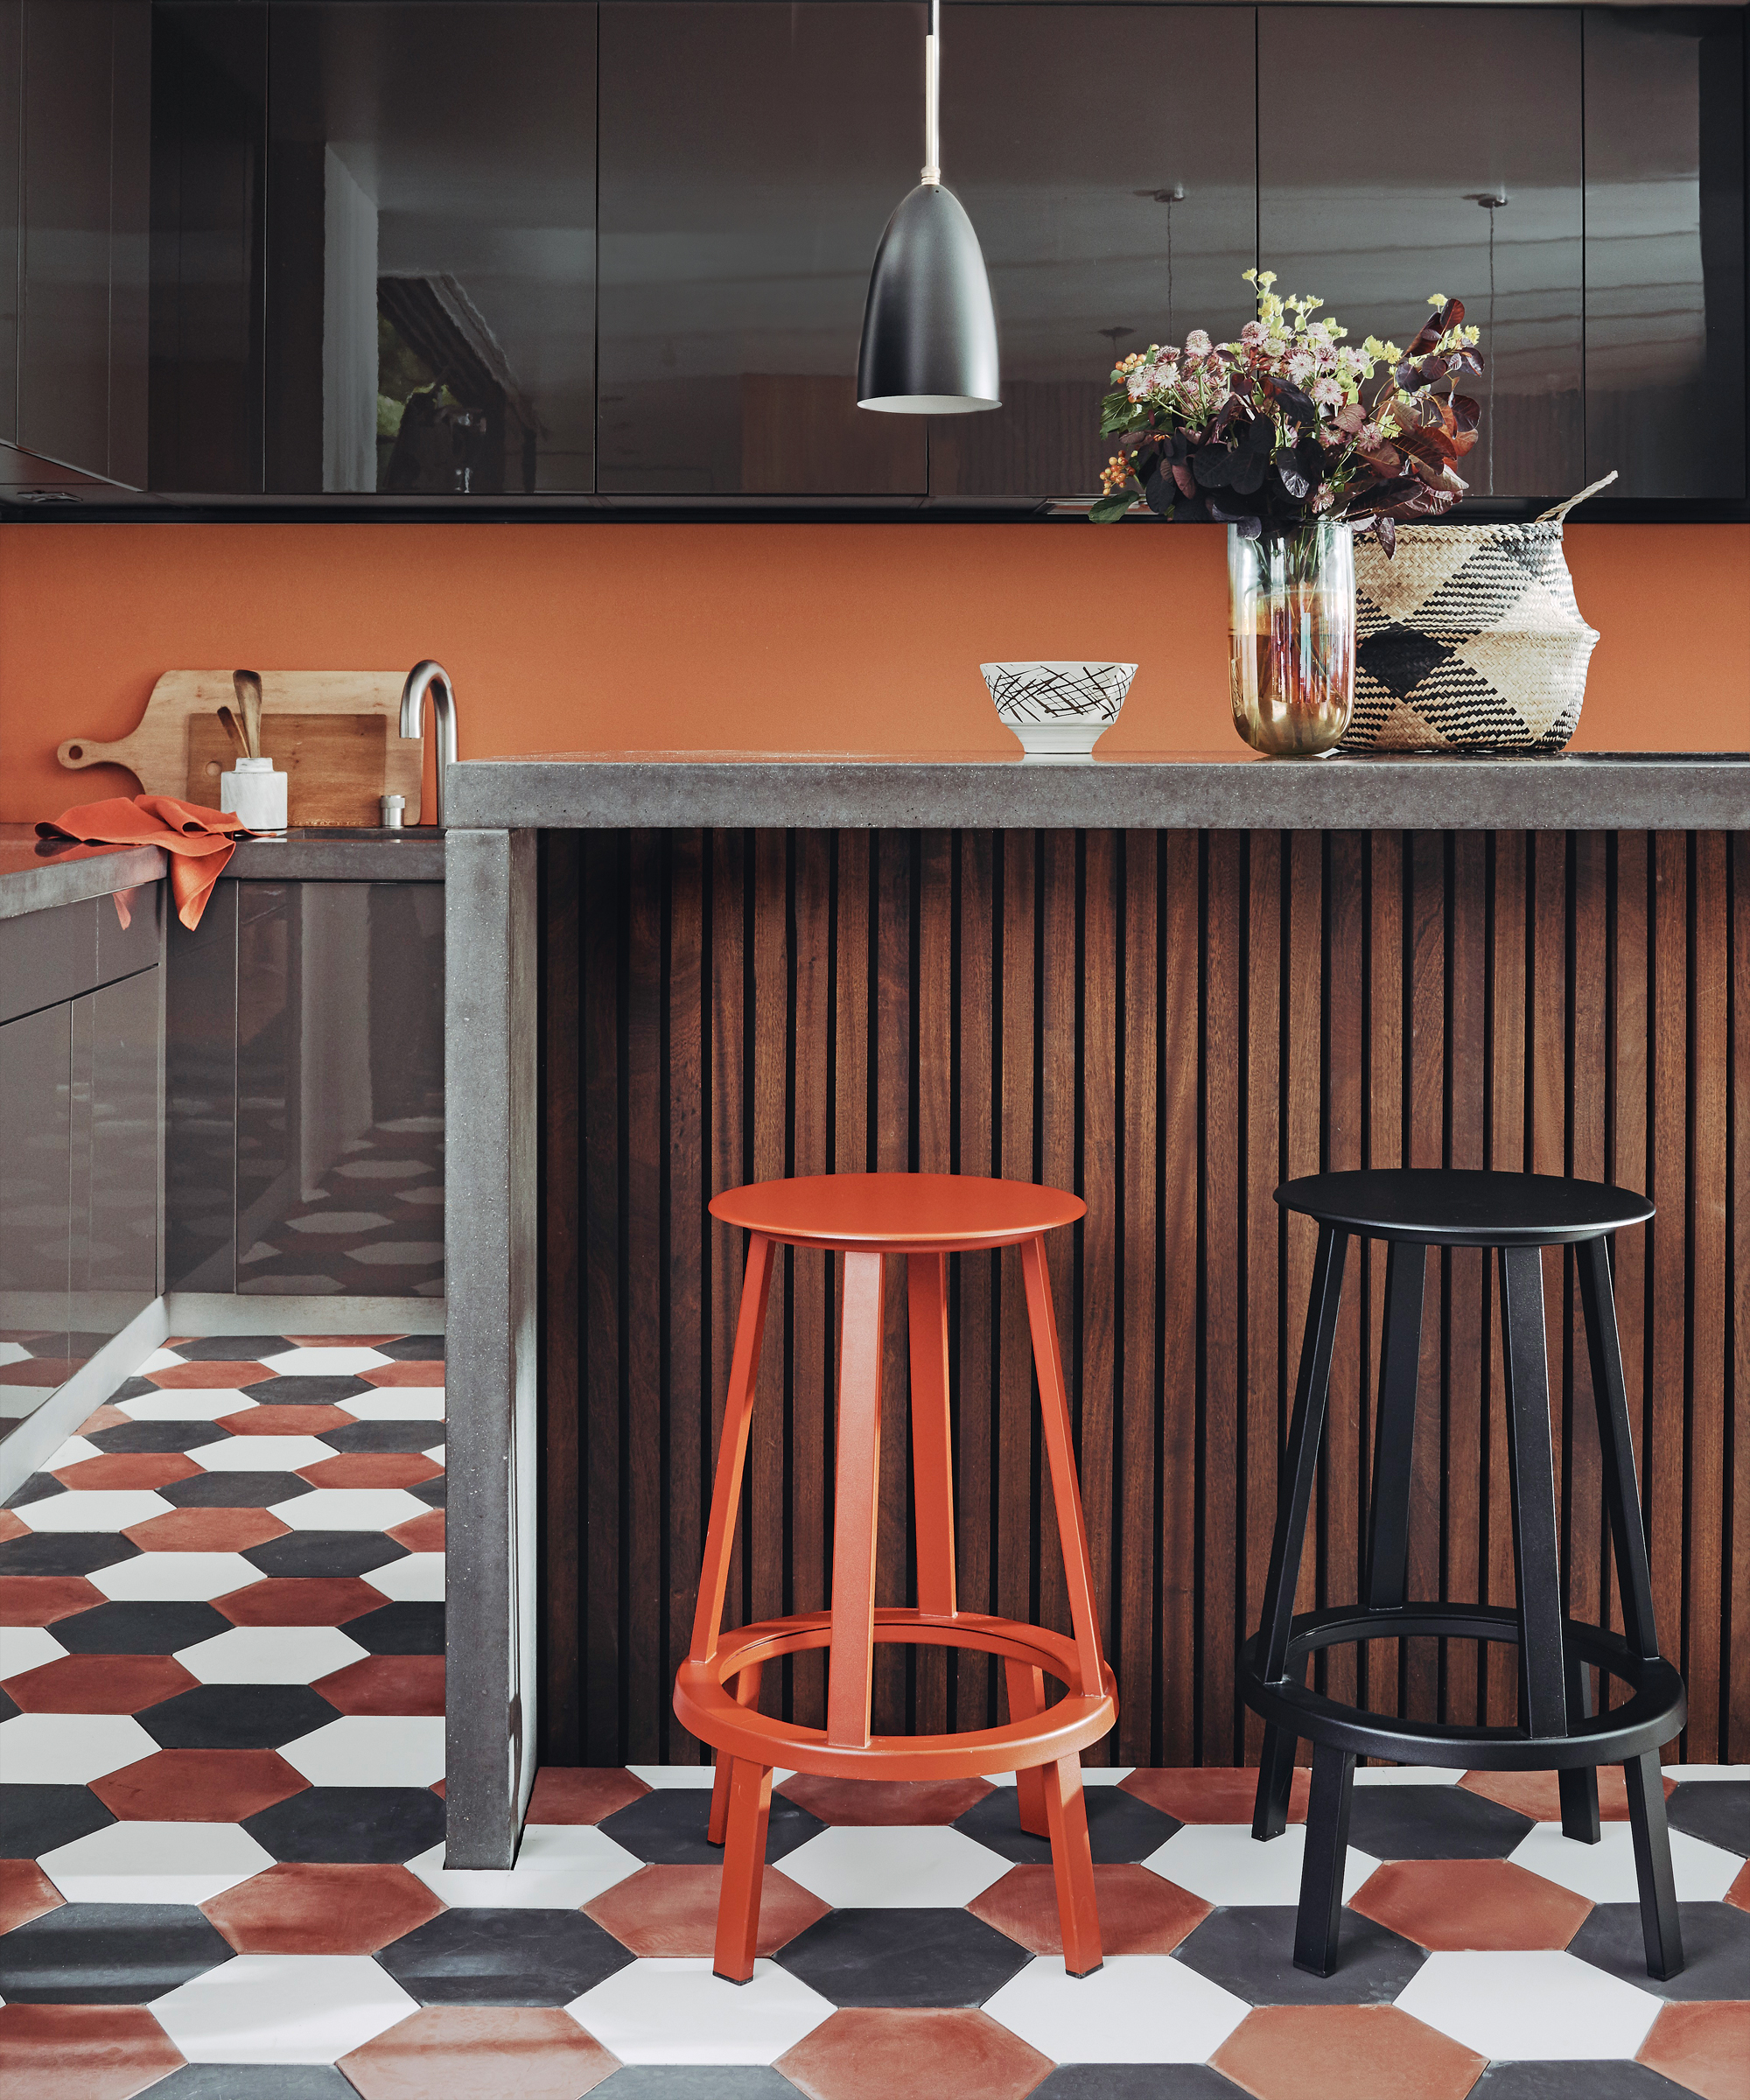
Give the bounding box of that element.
[1585,8,1746,500]
[934,4,1256,500]
[68,966,161,1378]
[264,1,596,495]
[0,3,19,447]
[598,1,925,495]
[1260,6,1585,504]
[0,1003,71,1438]
[165,878,237,1293]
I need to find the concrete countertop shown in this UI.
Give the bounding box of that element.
[443,751,1750,834]
[222,827,446,881]
[0,825,165,921]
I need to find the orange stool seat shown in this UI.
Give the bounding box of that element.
[676,1171,1118,1982]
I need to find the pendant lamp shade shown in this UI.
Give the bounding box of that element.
[856,0,999,415]
[858,182,1000,413]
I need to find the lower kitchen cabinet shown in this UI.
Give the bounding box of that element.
[0,1002,73,1436]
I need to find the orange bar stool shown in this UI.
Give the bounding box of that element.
[675,1171,1117,1984]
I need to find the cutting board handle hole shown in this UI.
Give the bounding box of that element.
[66,744,83,760]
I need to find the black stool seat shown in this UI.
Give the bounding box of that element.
[1242,1166,1685,1988]
[1278,1168,1654,1246]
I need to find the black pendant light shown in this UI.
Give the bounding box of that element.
[857,0,999,415]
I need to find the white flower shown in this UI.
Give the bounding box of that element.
[1312,376,1343,407]
[1240,320,1265,346]
[1126,368,1153,400]
[1287,351,1317,383]
[1184,328,1212,355]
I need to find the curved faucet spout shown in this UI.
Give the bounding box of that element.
[400,661,458,829]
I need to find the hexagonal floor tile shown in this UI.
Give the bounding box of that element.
[4,1651,195,1712]
[118,1387,262,1421]
[775,1775,994,1826]
[220,1404,358,1438]
[1344,1784,1536,1862]
[1208,2004,1487,2100]
[0,1572,103,1623]
[1027,2069,1253,2098]
[1173,1904,1426,2006]
[357,1552,444,1604]
[243,1376,378,1408]
[52,1600,229,1655]
[774,2006,1053,2100]
[774,1906,1030,2009]
[954,1786,1180,1866]
[243,1785,447,1864]
[0,1709,158,1782]
[1568,1900,1750,2000]
[270,1487,432,1532]
[569,1957,833,2067]
[312,1654,445,1716]
[122,1508,290,1554]
[319,1419,446,1454]
[0,1857,64,1934]
[3,1623,74,1676]
[214,1576,388,1626]
[15,1489,174,1532]
[146,1362,270,1391]
[243,1530,408,1579]
[90,1747,308,1823]
[195,1435,336,1474]
[0,2002,188,2096]
[1508,1823,1743,1906]
[387,1510,444,1552]
[1143,1824,1378,1908]
[161,1472,314,1510]
[258,1348,393,1376]
[1663,1782,1749,1858]
[1348,1857,1592,1951]
[599,1788,826,1869]
[138,1683,343,1751]
[527,1768,651,1824]
[0,1781,116,1856]
[52,1452,203,1492]
[0,1531,140,1577]
[1635,1999,1750,2100]
[171,1337,296,1362]
[345,1601,444,1655]
[201,1860,444,1955]
[1468,2065,1712,2098]
[0,1900,235,2002]
[347,1389,449,1422]
[152,1950,418,2064]
[276,1713,445,1787]
[405,1824,641,1910]
[981,1953,1250,2064]
[337,2006,620,2100]
[780,1825,1011,1910]
[376,1908,635,2007]
[967,1863,1210,1957]
[88,1552,265,1602]
[584,1865,826,1959]
[1459,1768,1676,1825]
[38,1817,275,1906]
[175,1624,370,1684]
[1394,1949,1663,2061]
[1120,1766,1310,1826]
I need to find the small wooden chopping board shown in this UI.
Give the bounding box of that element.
[59,670,424,824]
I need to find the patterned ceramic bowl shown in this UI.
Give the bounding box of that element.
[980,661,1138,760]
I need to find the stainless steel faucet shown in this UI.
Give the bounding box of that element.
[400,661,458,829]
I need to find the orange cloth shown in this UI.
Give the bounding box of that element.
[38,794,252,930]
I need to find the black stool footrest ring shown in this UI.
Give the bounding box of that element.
[1240,1602,1685,1772]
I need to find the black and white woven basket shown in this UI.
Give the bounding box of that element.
[1341,472,1616,754]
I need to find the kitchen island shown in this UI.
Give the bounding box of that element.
[438,752,1748,1866]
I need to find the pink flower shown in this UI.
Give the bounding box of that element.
[1184,328,1212,356]
[1312,376,1343,408]
[1240,320,1265,346]
[1286,351,1316,383]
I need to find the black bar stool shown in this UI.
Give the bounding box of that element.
[1241,1168,1685,1983]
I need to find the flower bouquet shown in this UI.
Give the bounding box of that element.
[1089,271,1486,755]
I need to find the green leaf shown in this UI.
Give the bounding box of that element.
[1088,494,1137,523]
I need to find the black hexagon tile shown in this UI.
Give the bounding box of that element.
[159,1471,315,1508]
[0,1532,140,1577]
[53,1600,231,1655]
[1568,1899,1750,2000]
[598,1786,827,1866]
[240,1375,376,1406]
[374,1907,635,2006]
[1172,1903,1426,2006]
[0,1901,234,2003]
[318,1419,447,1454]
[953,1784,1181,1866]
[85,1420,231,1454]
[137,1682,342,1749]
[775,1905,1031,2008]
[243,1782,447,1863]
[1344,1783,1536,1862]
[1664,1780,1749,1858]
[242,1530,409,1579]
[0,1782,117,1858]
[344,1600,445,1654]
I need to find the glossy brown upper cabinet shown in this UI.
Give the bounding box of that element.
[597,2,924,496]
[0,0,150,490]
[1584,8,1746,499]
[262,0,596,495]
[935,5,1256,502]
[1261,6,1586,505]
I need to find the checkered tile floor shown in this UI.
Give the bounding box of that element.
[2,1338,1746,2099]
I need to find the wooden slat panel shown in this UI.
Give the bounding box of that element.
[544,825,1741,1768]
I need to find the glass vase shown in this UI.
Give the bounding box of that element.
[1228,521,1356,757]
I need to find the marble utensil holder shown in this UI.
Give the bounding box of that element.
[220,755,287,830]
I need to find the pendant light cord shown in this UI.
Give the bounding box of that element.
[922,0,941,183]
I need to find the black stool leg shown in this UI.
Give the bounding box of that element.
[1499,1248,1570,1746]
[1250,1228,1348,1842]
[1294,1740,1356,1977]
[1559,1650,1601,1844]
[1624,1746,1684,1981]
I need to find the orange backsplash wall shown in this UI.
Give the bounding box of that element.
[2,520,1746,824]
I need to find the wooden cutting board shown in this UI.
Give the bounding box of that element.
[59,670,424,824]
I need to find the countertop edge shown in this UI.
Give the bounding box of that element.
[222,836,447,881]
[0,843,167,921]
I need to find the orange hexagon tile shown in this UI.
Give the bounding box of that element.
[0,1858,65,1935]
[1120,1763,1310,1824]
[388,1508,444,1551]
[0,1508,28,1544]
[338,2007,618,2099]
[314,1654,445,1716]
[1348,1858,1592,1951]
[202,1861,444,1956]
[776,2008,1052,2100]
[778,1774,994,1825]
[73,1405,131,1435]
[145,1358,272,1388]
[360,1360,446,1388]
[0,1574,102,1624]
[122,1507,291,1553]
[526,1765,651,1824]
[92,1748,309,1823]
[1636,2000,1750,2100]
[0,2004,186,2100]
[214,1576,389,1626]
[1460,1767,1675,1823]
[4,1652,197,1714]
[1726,1860,1749,1916]
[1210,2005,1488,2100]
[967,1863,1211,1957]
[296,1452,442,1490]
[584,1864,828,1957]
[218,1403,357,1437]
[50,1452,202,1492]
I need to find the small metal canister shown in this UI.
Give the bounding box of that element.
[380,794,406,829]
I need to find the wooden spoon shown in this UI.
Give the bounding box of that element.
[216,704,248,760]
[233,669,263,760]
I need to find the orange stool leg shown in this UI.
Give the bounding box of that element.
[907,1251,957,1618]
[827,1250,886,1750]
[1004,1662,1051,1838]
[1043,1751,1103,1976]
[691,1234,778,1670]
[708,1662,765,1845]
[1022,1235,1106,1700]
[713,1756,775,1983]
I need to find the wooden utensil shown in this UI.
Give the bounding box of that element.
[216,704,248,760]
[59,670,424,823]
[233,670,263,760]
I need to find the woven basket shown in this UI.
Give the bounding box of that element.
[1341,473,1616,754]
